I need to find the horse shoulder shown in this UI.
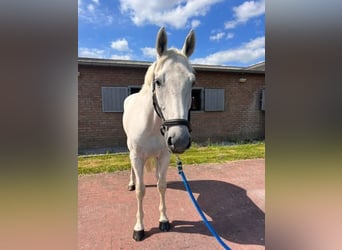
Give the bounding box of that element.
[123,93,149,134]
[123,93,137,111]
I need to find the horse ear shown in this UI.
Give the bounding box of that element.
[182,30,196,57]
[156,27,167,57]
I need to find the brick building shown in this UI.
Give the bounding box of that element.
[78,58,265,153]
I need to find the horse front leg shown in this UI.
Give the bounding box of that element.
[128,167,135,191]
[157,151,171,232]
[130,153,145,241]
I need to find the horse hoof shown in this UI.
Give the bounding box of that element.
[133,230,145,241]
[159,221,171,232]
[128,185,135,191]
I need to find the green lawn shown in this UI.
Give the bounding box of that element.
[78,141,265,175]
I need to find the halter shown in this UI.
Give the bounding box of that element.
[152,78,192,136]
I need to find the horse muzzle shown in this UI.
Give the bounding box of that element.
[165,126,191,154]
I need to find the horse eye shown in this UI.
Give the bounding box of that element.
[192,81,196,86]
[154,79,161,87]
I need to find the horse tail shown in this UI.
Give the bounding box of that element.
[144,157,156,172]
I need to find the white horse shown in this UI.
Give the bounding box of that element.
[122,27,196,241]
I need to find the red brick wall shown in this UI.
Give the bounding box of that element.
[78,64,265,150]
[192,71,265,143]
[78,65,147,150]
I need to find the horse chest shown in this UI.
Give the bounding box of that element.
[135,135,167,157]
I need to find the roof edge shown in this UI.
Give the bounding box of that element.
[78,57,265,74]
[78,57,152,68]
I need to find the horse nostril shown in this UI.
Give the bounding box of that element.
[167,137,173,146]
[167,137,175,152]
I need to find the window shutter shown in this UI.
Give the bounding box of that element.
[102,87,128,112]
[260,88,265,111]
[204,89,225,111]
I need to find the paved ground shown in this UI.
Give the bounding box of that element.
[78,159,265,250]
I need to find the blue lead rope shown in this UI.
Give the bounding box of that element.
[176,156,231,250]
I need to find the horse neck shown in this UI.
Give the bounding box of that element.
[140,87,163,134]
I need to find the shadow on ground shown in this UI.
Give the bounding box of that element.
[145,180,265,246]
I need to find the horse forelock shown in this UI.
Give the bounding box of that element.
[141,49,193,93]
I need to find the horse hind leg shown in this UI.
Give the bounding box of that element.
[128,167,135,191]
[129,157,154,191]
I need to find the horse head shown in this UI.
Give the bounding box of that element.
[152,27,196,154]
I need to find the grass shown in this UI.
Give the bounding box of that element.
[78,141,265,175]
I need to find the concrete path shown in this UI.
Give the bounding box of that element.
[78,159,265,250]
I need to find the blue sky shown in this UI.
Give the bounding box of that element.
[78,0,265,67]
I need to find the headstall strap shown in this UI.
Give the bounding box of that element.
[152,76,192,136]
[152,79,166,121]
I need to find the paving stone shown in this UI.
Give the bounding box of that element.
[79,159,265,250]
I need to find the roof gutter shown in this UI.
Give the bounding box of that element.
[78,57,264,74]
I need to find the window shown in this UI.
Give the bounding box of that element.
[190,88,225,112]
[102,87,128,112]
[260,88,265,111]
[128,86,141,95]
[204,89,225,111]
[101,86,225,113]
[191,88,204,111]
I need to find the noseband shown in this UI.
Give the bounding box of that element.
[152,78,191,136]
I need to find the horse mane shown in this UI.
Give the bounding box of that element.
[141,49,191,93]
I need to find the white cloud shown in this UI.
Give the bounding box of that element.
[191,36,265,65]
[79,46,133,60]
[79,48,105,58]
[224,20,238,29]
[78,0,82,14]
[209,32,225,41]
[191,19,201,29]
[209,31,234,41]
[111,54,132,60]
[119,0,223,29]
[141,47,156,59]
[226,32,234,39]
[244,36,264,49]
[225,0,265,29]
[87,4,95,12]
[234,0,265,22]
[111,38,130,51]
[79,0,113,25]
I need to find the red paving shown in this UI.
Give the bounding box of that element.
[78,159,265,250]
